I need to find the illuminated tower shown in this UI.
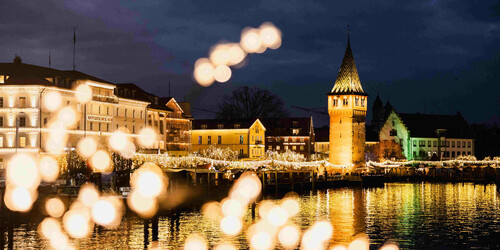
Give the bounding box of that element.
[328,31,367,168]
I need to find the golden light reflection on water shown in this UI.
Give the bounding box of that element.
[3,183,500,249]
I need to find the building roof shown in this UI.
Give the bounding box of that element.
[314,126,329,142]
[193,119,261,130]
[261,117,313,137]
[329,34,366,95]
[373,93,383,109]
[398,112,473,139]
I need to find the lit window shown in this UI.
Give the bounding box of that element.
[19,97,26,108]
[427,140,431,147]
[355,97,359,106]
[292,146,296,150]
[19,136,26,147]
[198,136,202,144]
[207,136,211,144]
[268,145,272,150]
[201,124,207,129]
[276,145,280,150]
[462,141,466,148]
[361,97,365,107]
[293,129,299,135]
[300,138,305,142]
[343,98,348,106]
[217,124,224,129]
[234,124,240,128]
[300,145,304,150]
[467,141,471,148]
[240,135,244,144]
[452,141,455,147]
[333,99,338,106]
[0,137,3,147]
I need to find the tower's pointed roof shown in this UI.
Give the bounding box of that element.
[373,93,383,108]
[330,33,365,95]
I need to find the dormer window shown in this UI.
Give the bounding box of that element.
[343,97,348,106]
[217,124,224,129]
[355,97,359,106]
[234,124,240,128]
[292,121,298,127]
[292,129,299,135]
[333,99,338,106]
[361,97,365,107]
[201,124,207,129]
[154,97,159,105]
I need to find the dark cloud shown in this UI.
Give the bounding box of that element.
[0,0,499,126]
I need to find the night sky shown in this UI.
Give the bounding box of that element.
[1,0,499,127]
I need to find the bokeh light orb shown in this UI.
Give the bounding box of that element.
[63,209,91,238]
[75,84,92,103]
[78,184,100,207]
[7,153,40,189]
[39,155,59,182]
[91,150,112,172]
[91,198,117,226]
[109,130,128,152]
[220,216,242,236]
[240,28,263,53]
[278,225,300,249]
[137,127,156,148]
[77,137,97,158]
[43,91,62,112]
[259,22,282,49]
[194,58,215,87]
[214,65,232,83]
[45,197,66,218]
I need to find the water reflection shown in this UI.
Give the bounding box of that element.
[2,183,500,249]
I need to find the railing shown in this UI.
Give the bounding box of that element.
[92,95,119,103]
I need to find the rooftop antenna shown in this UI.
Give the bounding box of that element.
[73,28,76,71]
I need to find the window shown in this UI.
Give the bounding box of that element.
[413,140,416,147]
[457,141,461,148]
[268,146,272,150]
[419,140,425,146]
[292,146,297,150]
[457,151,461,156]
[467,142,471,148]
[234,124,240,128]
[268,138,272,142]
[433,141,437,147]
[19,117,26,127]
[19,136,26,147]
[159,121,164,134]
[217,124,224,129]
[198,136,202,144]
[451,151,455,158]
[255,126,259,133]
[0,117,3,127]
[207,136,211,144]
[107,107,109,115]
[99,123,102,131]
[0,137,3,147]
[201,124,207,129]
[140,111,143,119]
[292,129,299,135]
[90,122,93,130]
[285,146,289,150]
[133,110,135,118]
[284,137,288,142]
[218,135,221,144]
[361,97,365,107]
[276,145,280,150]
[107,124,109,132]
[125,109,127,118]
[333,99,338,106]
[116,124,119,129]
[462,141,466,148]
[133,126,135,134]
[292,121,299,127]
[239,135,244,144]
[452,141,455,147]
[390,129,397,136]
[239,149,244,155]
[427,140,431,147]
[19,97,26,108]
[300,145,304,150]
[300,138,304,142]
[0,97,3,107]
[355,97,359,106]
[343,98,348,106]
[446,141,449,147]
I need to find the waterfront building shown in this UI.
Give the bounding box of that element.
[261,117,315,158]
[379,110,474,160]
[327,33,367,167]
[116,84,192,156]
[313,126,329,157]
[191,119,266,159]
[0,57,190,169]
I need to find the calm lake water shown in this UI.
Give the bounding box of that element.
[2,182,500,249]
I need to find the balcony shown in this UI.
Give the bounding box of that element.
[92,95,118,104]
[255,140,263,145]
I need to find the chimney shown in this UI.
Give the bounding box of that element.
[13,55,22,64]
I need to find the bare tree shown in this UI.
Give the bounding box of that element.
[216,86,288,120]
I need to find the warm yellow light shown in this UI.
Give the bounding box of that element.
[257,200,274,218]
[43,91,62,112]
[220,216,242,236]
[137,127,156,148]
[348,235,369,250]
[330,245,348,250]
[63,209,92,238]
[259,22,282,49]
[266,206,288,227]
[127,190,158,219]
[227,43,247,66]
[75,84,92,103]
[278,225,300,249]
[39,217,62,240]
[280,198,299,217]
[77,137,97,158]
[301,221,333,250]
[230,172,261,204]
[201,201,223,221]
[131,163,166,198]
[109,130,128,152]
[214,243,237,250]
[183,233,207,250]
[45,198,65,218]
[7,153,40,189]
[91,150,112,172]
[210,44,231,66]
[5,186,35,212]
[241,28,264,53]
[120,141,136,159]
[214,65,232,83]
[78,183,100,207]
[39,155,59,182]
[221,198,244,218]
[250,231,272,250]
[91,198,119,227]
[194,58,215,87]
[380,243,399,250]
[57,107,78,128]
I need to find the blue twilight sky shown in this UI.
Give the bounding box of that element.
[0,0,499,127]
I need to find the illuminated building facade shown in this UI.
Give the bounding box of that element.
[261,117,315,158]
[328,34,367,167]
[313,126,330,156]
[379,110,474,160]
[115,84,192,156]
[191,119,266,159]
[0,57,191,169]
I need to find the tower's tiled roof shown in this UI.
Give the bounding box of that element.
[330,35,365,95]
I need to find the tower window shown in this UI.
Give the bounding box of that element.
[333,99,338,106]
[355,97,359,106]
[361,97,365,107]
[343,98,348,106]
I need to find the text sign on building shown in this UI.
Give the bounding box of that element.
[87,115,113,123]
